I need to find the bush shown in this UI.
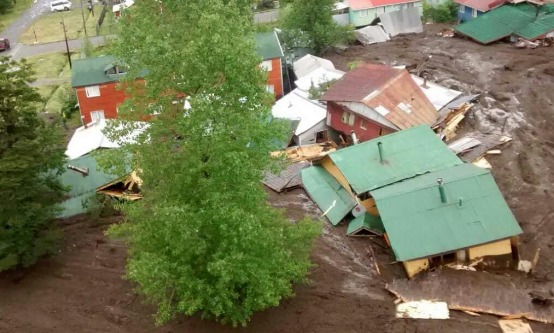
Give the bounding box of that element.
[422,0,457,23]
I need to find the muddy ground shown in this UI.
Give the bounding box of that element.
[1,25,553,332]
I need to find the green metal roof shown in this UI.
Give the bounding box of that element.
[255,31,284,60]
[347,213,384,236]
[58,153,119,218]
[302,166,357,225]
[454,3,554,44]
[71,55,118,87]
[328,125,462,195]
[371,163,522,262]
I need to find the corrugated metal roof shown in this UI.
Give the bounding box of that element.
[322,64,438,130]
[454,3,554,44]
[347,213,384,235]
[301,166,357,225]
[355,26,391,45]
[454,0,506,12]
[255,31,284,60]
[294,67,345,91]
[371,163,522,261]
[263,162,309,192]
[411,75,462,111]
[71,55,118,87]
[327,125,462,194]
[293,54,336,79]
[379,7,423,37]
[322,63,400,102]
[58,153,120,218]
[271,88,326,136]
[347,0,418,10]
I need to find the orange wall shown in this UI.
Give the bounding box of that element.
[75,82,127,124]
[266,57,283,99]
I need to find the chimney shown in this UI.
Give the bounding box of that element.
[350,131,359,145]
[421,77,428,89]
[68,165,89,177]
[437,178,447,203]
[377,141,384,163]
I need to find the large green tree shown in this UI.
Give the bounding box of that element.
[282,0,353,54]
[108,0,320,326]
[0,58,66,271]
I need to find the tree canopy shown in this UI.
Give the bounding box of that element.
[282,0,354,54]
[108,0,320,326]
[0,58,66,271]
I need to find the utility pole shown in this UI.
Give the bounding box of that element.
[60,17,72,68]
[80,0,88,37]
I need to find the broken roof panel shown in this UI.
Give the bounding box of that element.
[372,163,522,262]
[327,125,462,194]
[355,25,391,45]
[454,3,554,44]
[294,67,345,92]
[293,54,336,79]
[271,88,326,136]
[263,161,309,192]
[411,75,462,111]
[379,7,423,37]
[347,213,384,236]
[301,166,357,225]
[65,119,148,160]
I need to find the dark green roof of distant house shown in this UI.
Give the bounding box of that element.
[58,153,120,218]
[255,31,284,60]
[371,163,522,262]
[302,165,357,225]
[71,55,120,87]
[327,125,462,195]
[454,3,554,44]
[347,213,384,236]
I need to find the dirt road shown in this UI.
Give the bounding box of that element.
[0,25,553,332]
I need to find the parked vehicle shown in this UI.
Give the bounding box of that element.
[50,0,71,12]
[0,38,10,52]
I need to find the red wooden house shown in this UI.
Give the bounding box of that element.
[255,31,284,99]
[321,63,438,143]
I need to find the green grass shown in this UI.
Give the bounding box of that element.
[97,9,118,36]
[45,84,71,114]
[25,53,70,80]
[20,4,100,44]
[0,0,34,32]
[36,85,58,101]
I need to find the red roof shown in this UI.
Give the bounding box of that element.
[347,0,418,10]
[454,0,507,12]
[322,63,438,130]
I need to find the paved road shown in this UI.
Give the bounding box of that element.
[254,9,279,24]
[8,35,115,59]
[2,0,51,45]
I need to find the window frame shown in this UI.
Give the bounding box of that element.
[90,110,105,122]
[85,85,101,98]
[260,60,273,71]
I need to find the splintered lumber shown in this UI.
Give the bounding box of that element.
[448,132,512,162]
[270,141,338,162]
[262,161,309,193]
[433,102,473,141]
[396,301,450,319]
[386,269,554,324]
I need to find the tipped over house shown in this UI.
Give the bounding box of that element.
[321,63,438,143]
[302,126,522,277]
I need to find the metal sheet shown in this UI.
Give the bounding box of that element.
[355,25,390,45]
[263,161,309,193]
[379,7,423,37]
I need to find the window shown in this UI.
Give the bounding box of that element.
[266,85,275,94]
[397,102,413,114]
[459,5,465,13]
[360,120,367,130]
[341,111,355,126]
[85,85,100,98]
[359,9,369,17]
[90,110,105,122]
[472,8,477,17]
[260,60,272,71]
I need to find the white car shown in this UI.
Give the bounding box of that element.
[50,0,72,12]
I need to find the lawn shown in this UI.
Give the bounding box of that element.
[97,9,118,36]
[20,4,100,44]
[25,52,71,80]
[0,0,34,32]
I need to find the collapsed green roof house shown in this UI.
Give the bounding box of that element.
[454,2,554,44]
